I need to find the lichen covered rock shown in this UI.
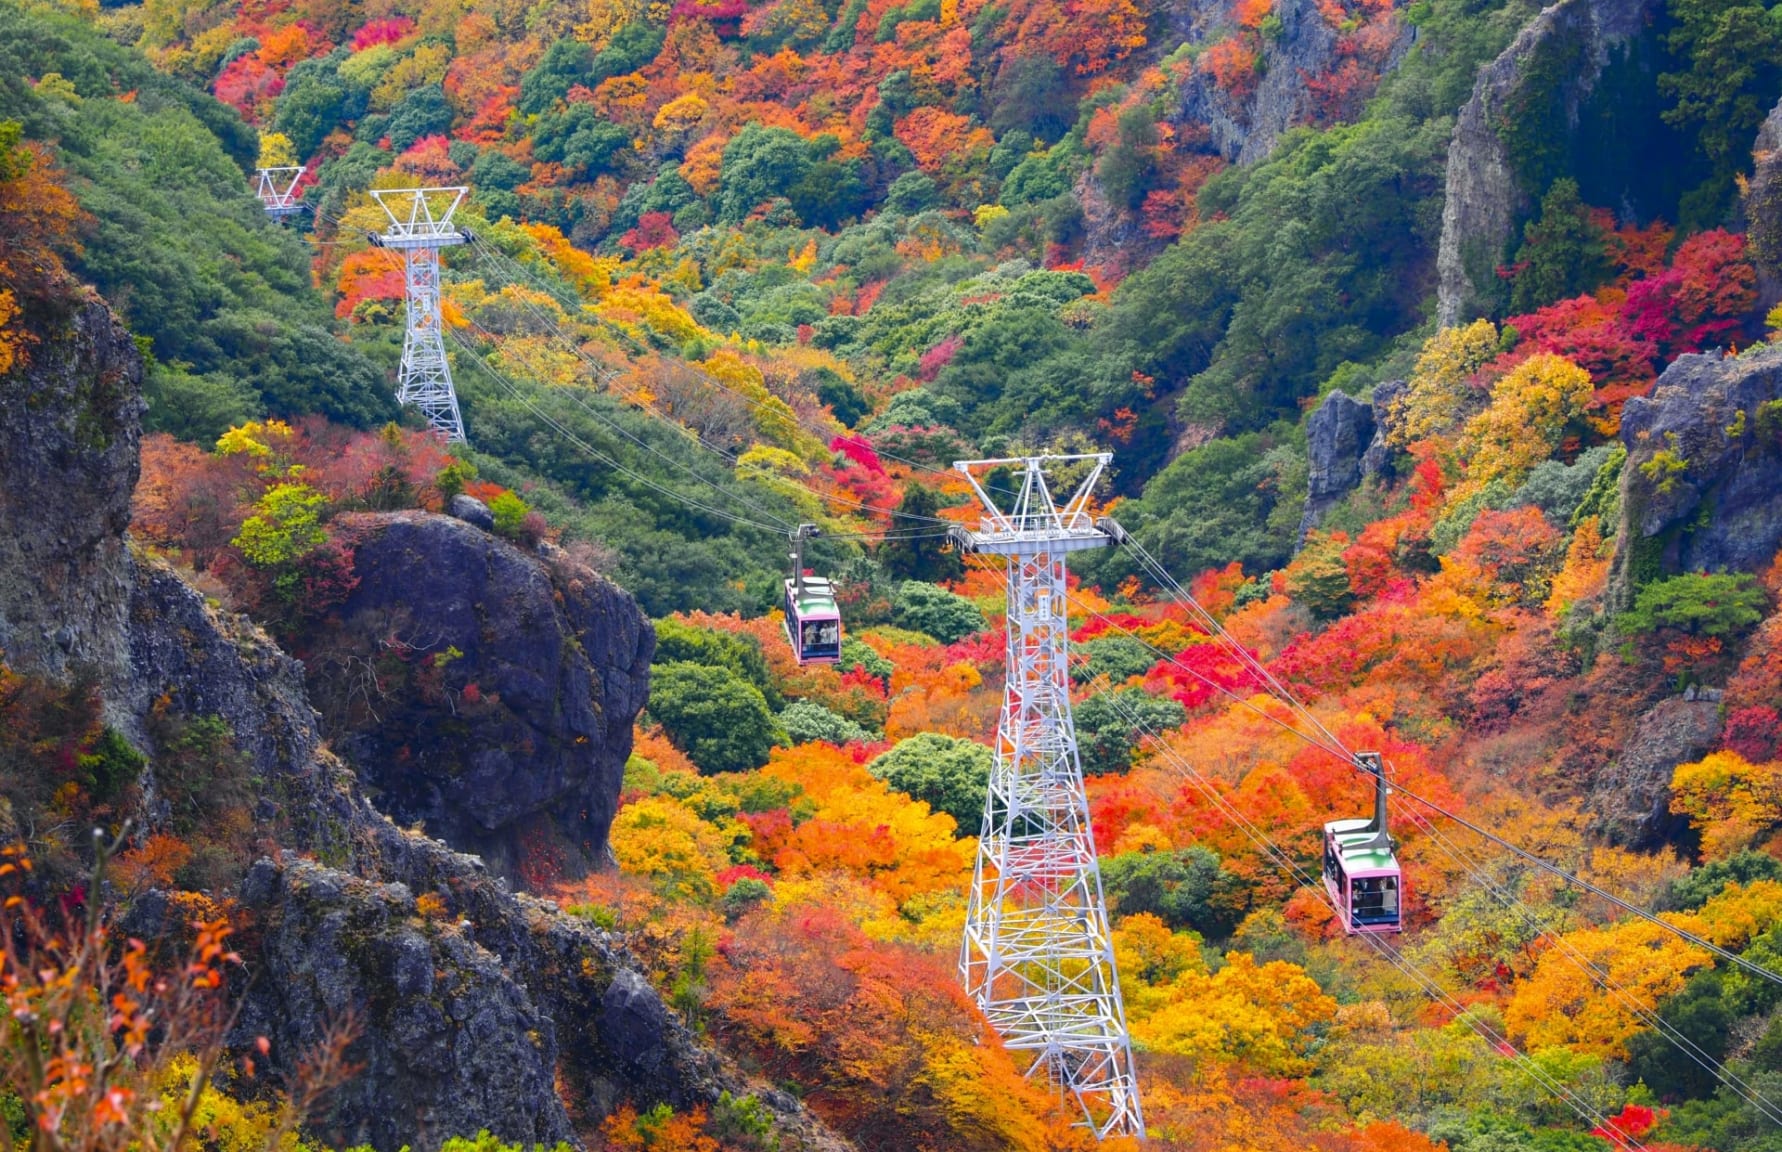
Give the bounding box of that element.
[1610,345,1782,606]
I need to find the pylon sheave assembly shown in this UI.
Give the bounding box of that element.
[369,186,471,444]
[253,166,306,221]
[950,453,1144,1140]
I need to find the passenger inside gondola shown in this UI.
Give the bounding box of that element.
[801,617,840,653]
[1350,875,1399,924]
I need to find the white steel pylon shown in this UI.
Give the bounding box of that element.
[253,166,307,221]
[369,186,470,443]
[950,453,1144,1141]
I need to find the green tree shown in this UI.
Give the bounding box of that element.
[384,83,451,152]
[866,732,993,832]
[517,39,593,116]
[653,618,779,704]
[1617,572,1768,638]
[232,482,328,567]
[1660,0,1782,172]
[531,104,629,178]
[1071,635,1159,685]
[647,661,782,775]
[891,580,986,643]
[488,490,531,540]
[1073,687,1186,775]
[779,699,871,745]
[1097,105,1161,212]
[1509,179,1610,314]
[876,486,963,583]
[1286,531,1356,621]
[1102,845,1250,937]
[715,125,812,223]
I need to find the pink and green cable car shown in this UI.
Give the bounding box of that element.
[1322,752,1404,934]
[783,524,842,664]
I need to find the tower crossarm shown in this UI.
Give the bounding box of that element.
[369,187,471,249]
[253,166,307,219]
[952,454,1111,554]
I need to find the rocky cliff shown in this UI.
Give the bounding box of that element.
[0,291,141,706]
[304,512,653,885]
[1609,344,1782,607]
[0,293,851,1152]
[1435,0,1660,325]
[1746,96,1782,308]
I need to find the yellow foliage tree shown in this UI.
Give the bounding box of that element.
[257,132,297,169]
[1671,750,1782,859]
[1130,951,1337,1075]
[1390,319,1499,447]
[652,92,710,137]
[609,796,732,900]
[1452,353,1593,504]
[1504,918,1710,1057]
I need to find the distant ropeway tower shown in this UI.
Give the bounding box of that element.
[253,166,306,222]
[949,453,1144,1141]
[369,186,471,444]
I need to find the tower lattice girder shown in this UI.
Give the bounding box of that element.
[952,455,1144,1141]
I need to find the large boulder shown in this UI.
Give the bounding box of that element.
[1746,96,1782,309]
[305,512,654,883]
[1609,345,1782,607]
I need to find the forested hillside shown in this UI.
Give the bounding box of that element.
[5,0,1782,1143]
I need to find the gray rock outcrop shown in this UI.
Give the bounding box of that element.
[1746,96,1782,309]
[1299,389,1377,540]
[1588,695,1723,846]
[308,512,654,882]
[0,293,141,702]
[1435,0,1661,325]
[1609,345,1782,607]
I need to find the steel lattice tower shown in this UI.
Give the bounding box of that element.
[253,166,307,221]
[950,453,1144,1141]
[370,187,470,443]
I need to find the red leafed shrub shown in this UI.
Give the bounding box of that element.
[830,433,883,474]
[917,334,964,381]
[213,55,283,117]
[621,211,679,253]
[351,16,415,50]
[1724,706,1781,763]
[1621,230,1756,357]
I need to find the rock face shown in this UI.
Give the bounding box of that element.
[1609,345,1782,607]
[0,293,141,701]
[1297,383,1406,541]
[1299,390,1377,540]
[1746,97,1782,309]
[1163,0,1410,166]
[0,297,853,1152]
[308,512,653,882]
[1588,695,1722,846]
[1435,0,1660,325]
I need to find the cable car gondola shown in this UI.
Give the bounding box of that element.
[1323,752,1403,934]
[784,524,842,664]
